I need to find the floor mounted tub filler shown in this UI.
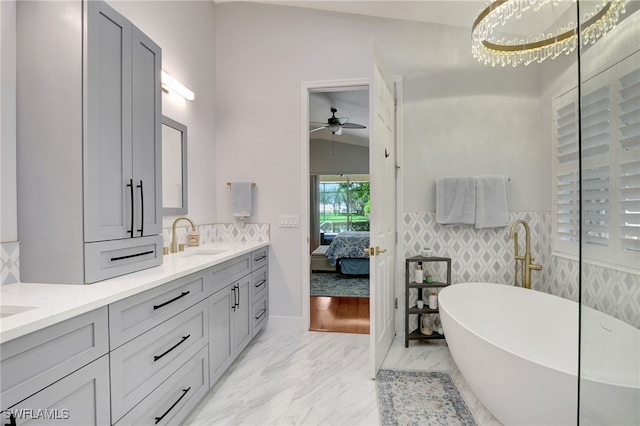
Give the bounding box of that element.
[439,282,639,426]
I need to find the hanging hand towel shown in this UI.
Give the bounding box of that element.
[475,175,509,228]
[231,181,253,218]
[436,177,476,225]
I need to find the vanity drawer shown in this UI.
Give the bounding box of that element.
[251,265,268,302]
[84,235,163,283]
[109,270,209,349]
[110,300,208,422]
[115,347,209,426]
[0,307,109,410]
[251,247,268,271]
[252,293,268,336]
[209,254,250,294]
[3,355,111,426]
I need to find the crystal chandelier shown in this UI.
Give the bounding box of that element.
[471,0,627,67]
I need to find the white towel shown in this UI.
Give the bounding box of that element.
[231,181,253,218]
[475,176,509,228]
[436,177,476,225]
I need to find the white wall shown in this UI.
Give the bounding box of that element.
[214,2,551,325]
[1,0,17,242]
[108,1,217,228]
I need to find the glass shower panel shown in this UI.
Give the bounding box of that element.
[578,1,640,424]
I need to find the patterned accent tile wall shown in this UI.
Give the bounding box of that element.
[1,242,20,285]
[402,212,639,329]
[403,212,551,289]
[162,223,270,247]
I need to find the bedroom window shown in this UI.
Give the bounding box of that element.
[318,175,370,243]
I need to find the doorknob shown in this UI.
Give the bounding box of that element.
[363,247,375,256]
[375,246,387,255]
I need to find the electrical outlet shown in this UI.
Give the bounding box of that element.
[279,215,299,228]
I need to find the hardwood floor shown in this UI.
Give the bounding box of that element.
[309,296,370,334]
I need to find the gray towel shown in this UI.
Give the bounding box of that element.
[436,177,476,225]
[231,181,253,218]
[475,176,509,228]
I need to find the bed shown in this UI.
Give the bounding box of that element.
[325,231,370,275]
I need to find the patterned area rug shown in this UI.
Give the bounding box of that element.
[310,272,369,297]
[376,370,477,426]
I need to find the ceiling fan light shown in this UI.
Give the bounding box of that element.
[328,123,341,134]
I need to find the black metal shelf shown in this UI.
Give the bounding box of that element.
[407,329,445,340]
[404,256,451,347]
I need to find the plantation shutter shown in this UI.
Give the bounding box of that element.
[552,50,640,270]
[580,79,611,253]
[616,51,640,267]
[554,88,580,255]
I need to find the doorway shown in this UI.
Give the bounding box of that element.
[307,86,371,335]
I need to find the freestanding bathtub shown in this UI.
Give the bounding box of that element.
[439,283,639,426]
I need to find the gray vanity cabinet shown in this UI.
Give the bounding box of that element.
[208,286,234,384]
[208,275,251,385]
[3,356,111,426]
[84,1,162,242]
[208,249,267,385]
[1,308,110,425]
[16,0,162,284]
[207,254,252,385]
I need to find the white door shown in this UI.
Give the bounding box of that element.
[369,45,396,378]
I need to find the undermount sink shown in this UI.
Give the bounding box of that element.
[179,249,228,257]
[0,304,38,319]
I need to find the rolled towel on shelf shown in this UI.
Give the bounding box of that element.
[475,175,509,229]
[436,176,476,225]
[229,181,253,218]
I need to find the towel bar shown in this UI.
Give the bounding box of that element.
[227,182,256,187]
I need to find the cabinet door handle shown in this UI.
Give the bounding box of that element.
[231,287,237,311]
[254,279,266,288]
[235,284,240,309]
[154,386,191,424]
[137,180,144,236]
[127,179,134,237]
[153,291,190,310]
[154,335,190,362]
[254,254,267,262]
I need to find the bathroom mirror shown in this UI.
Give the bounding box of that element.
[162,116,188,215]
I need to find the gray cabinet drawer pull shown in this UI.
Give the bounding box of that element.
[254,279,266,288]
[153,291,190,310]
[111,250,154,262]
[154,386,191,424]
[255,308,267,321]
[254,254,267,262]
[153,335,190,362]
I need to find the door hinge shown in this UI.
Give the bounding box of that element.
[394,97,398,111]
[394,298,398,309]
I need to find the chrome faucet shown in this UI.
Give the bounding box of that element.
[170,217,200,253]
[509,219,542,289]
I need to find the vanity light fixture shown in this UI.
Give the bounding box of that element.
[161,70,195,101]
[471,0,626,67]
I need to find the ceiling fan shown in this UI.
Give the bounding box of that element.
[310,107,367,136]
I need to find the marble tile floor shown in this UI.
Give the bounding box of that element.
[184,329,501,425]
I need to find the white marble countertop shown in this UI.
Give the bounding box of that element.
[0,241,269,344]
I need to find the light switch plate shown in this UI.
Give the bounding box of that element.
[279,215,299,228]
